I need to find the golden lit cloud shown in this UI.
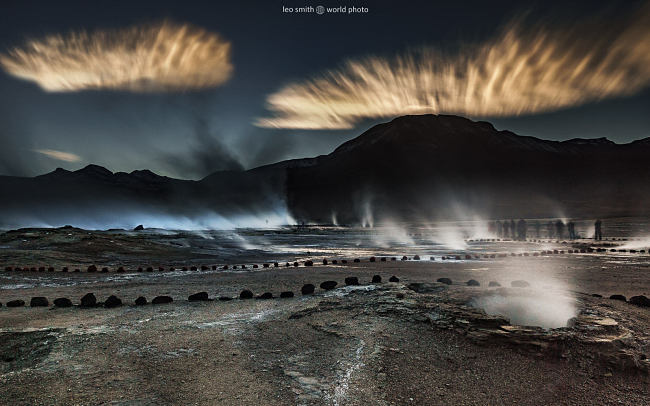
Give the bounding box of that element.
[0,21,232,92]
[257,7,650,129]
[34,149,82,162]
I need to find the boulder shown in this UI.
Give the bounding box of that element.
[511,280,530,288]
[135,296,147,306]
[389,275,400,282]
[257,292,273,299]
[304,260,314,267]
[341,260,348,264]
[218,296,233,301]
[301,284,315,295]
[320,281,337,290]
[30,297,49,307]
[54,298,72,308]
[7,299,25,307]
[104,295,122,308]
[407,282,446,294]
[62,267,69,272]
[152,296,173,305]
[239,290,254,299]
[345,276,359,286]
[87,265,97,273]
[80,293,97,307]
[609,294,626,301]
[332,260,338,264]
[188,292,209,301]
[591,293,603,298]
[380,257,387,262]
[252,264,258,269]
[401,256,408,261]
[488,281,501,287]
[467,279,480,286]
[437,278,452,285]
[280,291,294,298]
[628,295,650,307]
[413,255,420,260]
[200,265,209,271]
[133,224,144,231]
[353,258,360,263]
[369,256,376,262]
[48,267,54,272]
[371,275,382,283]
[263,263,269,268]
[322,259,328,265]
[293,262,299,267]
[101,267,109,273]
[116,266,125,273]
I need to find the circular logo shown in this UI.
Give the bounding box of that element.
[316,5,325,15]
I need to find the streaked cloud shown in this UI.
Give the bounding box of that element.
[0,21,233,92]
[257,6,650,129]
[34,149,82,162]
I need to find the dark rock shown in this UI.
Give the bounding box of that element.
[257,292,274,299]
[133,224,144,231]
[38,266,45,272]
[488,281,501,287]
[274,262,279,267]
[201,265,209,271]
[401,256,408,261]
[437,278,452,285]
[591,293,603,298]
[53,298,72,308]
[7,299,25,307]
[145,267,153,272]
[280,291,294,298]
[609,294,626,301]
[380,257,387,262]
[253,264,258,268]
[47,267,54,272]
[188,292,209,301]
[628,295,650,307]
[407,282,446,293]
[87,265,97,273]
[80,293,97,307]
[101,267,109,273]
[341,260,348,264]
[104,295,122,308]
[222,265,229,270]
[212,265,218,270]
[389,275,400,282]
[390,257,396,261]
[152,296,173,304]
[301,284,315,295]
[353,258,360,263]
[345,276,359,286]
[467,279,480,286]
[369,256,376,262]
[413,255,420,260]
[62,267,68,272]
[116,266,125,273]
[371,275,382,283]
[263,263,269,268]
[332,260,338,264]
[511,280,530,288]
[293,262,299,267]
[322,259,328,265]
[30,297,48,307]
[135,296,147,305]
[239,290,254,299]
[218,296,233,301]
[320,281,337,290]
[304,260,314,266]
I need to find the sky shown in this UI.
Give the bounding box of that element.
[0,0,648,178]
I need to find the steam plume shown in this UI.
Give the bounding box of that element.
[0,21,233,92]
[257,6,650,129]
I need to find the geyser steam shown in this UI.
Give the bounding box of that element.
[257,5,650,129]
[0,21,233,92]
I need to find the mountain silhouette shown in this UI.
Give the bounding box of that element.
[1,114,649,228]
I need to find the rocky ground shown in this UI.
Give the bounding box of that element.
[1,227,649,405]
[1,259,649,405]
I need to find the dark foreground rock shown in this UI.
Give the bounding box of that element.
[437,278,452,285]
[257,292,273,299]
[320,281,337,290]
[104,295,122,308]
[188,292,209,301]
[7,300,25,307]
[301,284,315,295]
[389,276,400,282]
[80,293,97,307]
[30,297,48,307]
[280,291,294,298]
[629,295,650,307]
[239,290,254,299]
[467,279,480,286]
[135,296,147,306]
[488,281,501,287]
[53,298,73,308]
[372,275,382,283]
[152,296,173,305]
[345,277,359,286]
[609,294,627,301]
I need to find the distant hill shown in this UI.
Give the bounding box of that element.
[1,114,649,228]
